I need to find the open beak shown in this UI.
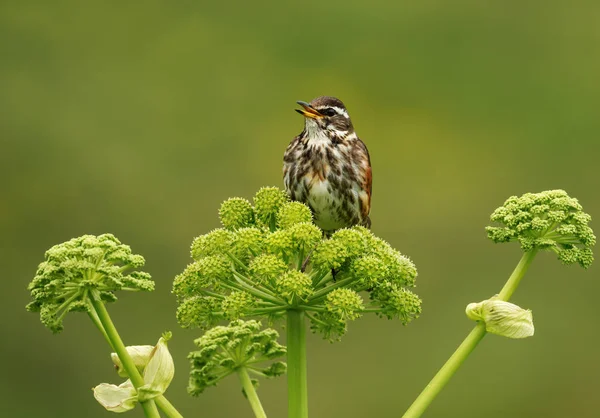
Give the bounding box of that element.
[295,101,323,119]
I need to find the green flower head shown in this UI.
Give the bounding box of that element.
[253,187,289,229]
[27,234,153,333]
[486,190,595,268]
[188,320,286,395]
[174,187,420,342]
[277,201,313,229]
[219,197,255,230]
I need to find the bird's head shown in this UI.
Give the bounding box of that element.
[296,96,354,140]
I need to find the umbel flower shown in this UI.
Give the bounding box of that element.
[173,187,421,341]
[188,319,286,395]
[26,234,154,333]
[486,189,595,267]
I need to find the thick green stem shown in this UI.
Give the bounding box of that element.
[88,293,161,418]
[238,367,268,418]
[402,250,538,418]
[287,309,308,418]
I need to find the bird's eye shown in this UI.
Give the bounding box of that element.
[321,108,336,117]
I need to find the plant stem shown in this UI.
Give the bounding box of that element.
[88,292,161,418]
[287,309,308,418]
[156,395,184,418]
[87,302,183,418]
[402,250,538,418]
[238,367,268,418]
[87,307,114,350]
[497,249,538,301]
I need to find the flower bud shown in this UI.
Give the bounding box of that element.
[275,270,313,304]
[311,239,348,270]
[253,187,288,227]
[191,229,235,260]
[221,291,256,319]
[330,228,367,259]
[219,197,255,230]
[277,201,312,229]
[232,227,265,261]
[466,299,534,339]
[325,288,363,321]
[249,255,287,285]
[289,222,322,250]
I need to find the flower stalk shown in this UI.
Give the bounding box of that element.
[287,310,308,418]
[403,190,595,417]
[402,250,536,418]
[175,187,422,417]
[238,367,268,418]
[89,291,161,418]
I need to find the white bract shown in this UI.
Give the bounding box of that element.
[94,333,174,413]
[111,345,154,378]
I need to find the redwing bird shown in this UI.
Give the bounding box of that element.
[283,96,372,234]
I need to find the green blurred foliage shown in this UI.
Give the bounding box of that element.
[2,0,599,417]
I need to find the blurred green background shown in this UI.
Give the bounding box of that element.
[2,0,599,417]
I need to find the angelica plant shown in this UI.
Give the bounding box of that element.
[26,234,182,418]
[188,320,286,418]
[173,187,421,418]
[403,190,595,417]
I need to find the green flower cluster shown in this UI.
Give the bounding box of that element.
[486,190,595,268]
[173,187,421,341]
[26,234,154,333]
[188,320,286,395]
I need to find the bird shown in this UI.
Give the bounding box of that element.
[283,96,372,234]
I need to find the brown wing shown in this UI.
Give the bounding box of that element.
[283,133,305,199]
[356,137,372,219]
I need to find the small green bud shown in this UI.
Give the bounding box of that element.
[289,222,322,251]
[265,229,295,259]
[275,270,313,304]
[351,255,388,288]
[172,256,230,298]
[219,197,255,230]
[221,291,256,320]
[370,282,422,324]
[253,187,289,229]
[466,299,534,339]
[249,255,288,285]
[325,288,363,321]
[232,227,265,262]
[330,228,368,259]
[385,252,418,288]
[277,201,313,229]
[176,296,224,329]
[312,238,348,270]
[191,229,235,260]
